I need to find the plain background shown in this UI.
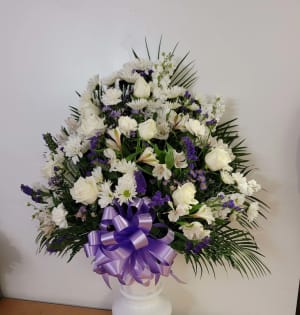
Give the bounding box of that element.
[0,1,300,314]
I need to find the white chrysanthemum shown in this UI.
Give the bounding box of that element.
[180,222,210,241]
[193,205,215,225]
[247,202,259,222]
[86,75,100,93]
[110,159,137,174]
[92,166,103,183]
[115,173,137,204]
[78,115,106,137]
[152,164,172,180]
[127,99,148,110]
[98,180,114,208]
[173,150,188,169]
[64,135,87,164]
[102,72,118,86]
[51,203,68,229]
[65,117,80,135]
[79,94,100,117]
[101,88,122,106]
[166,86,185,99]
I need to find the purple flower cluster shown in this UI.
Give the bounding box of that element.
[189,169,207,190]
[20,184,43,203]
[185,236,211,254]
[134,170,147,194]
[149,191,171,207]
[222,200,241,211]
[182,136,198,169]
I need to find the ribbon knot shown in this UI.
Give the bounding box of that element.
[84,199,177,288]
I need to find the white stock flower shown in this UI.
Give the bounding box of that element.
[115,173,137,204]
[91,166,103,183]
[220,170,234,184]
[133,76,151,98]
[64,135,87,164]
[51,203,68,229]
[118,116,137,136]
[180,222,210,241]
[172,182,198,210]
[137,147,159,166]
[102,88,122,105]
[247,202,259,222]
[70,176,99,205]
[205,148,233,171]
[185,119,206,137]
[138,119,158,140]
[173,150,188,169]
[193,205,215,225]
[152,164,172,180]
[98,180,114,208]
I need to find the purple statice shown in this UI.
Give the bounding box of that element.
[184,90,191,98]
[89,132,100,150]
[110,110,121,119]
[206,119,217,126]
[193,237,211,254]
[182,136,198,169]
[134,171,147,194]
[149,191,171,207]
[20,185,44,203]
[223,200,235,209]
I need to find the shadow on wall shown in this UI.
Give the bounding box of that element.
[0,230,22,296]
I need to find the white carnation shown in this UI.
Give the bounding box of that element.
[172,182,198,210]
[247,202,259,222]
[78,115,106,137]
[118,116,137,136]
[205,148,233,171]
[64,135,88,164]
[51,203,68,229]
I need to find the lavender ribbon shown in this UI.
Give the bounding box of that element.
[84,199,177,288]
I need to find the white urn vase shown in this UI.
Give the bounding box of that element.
[112,280,172,315]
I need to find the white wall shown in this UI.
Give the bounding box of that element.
[0,1,299,314]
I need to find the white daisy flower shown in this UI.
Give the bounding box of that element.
[127,99,148,110]
[166,86,185,98]
[115,174,137,204]
[110,159,137,174]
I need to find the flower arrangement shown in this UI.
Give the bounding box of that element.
[21,40,269,287]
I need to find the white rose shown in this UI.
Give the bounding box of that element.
[51,203,68,229]
[70,176,99,205]
[247,202,259,222]
[118,116,138,136]
[133,76,151,98]
[78,116,106,137]
[172,182,198,209]
[185,119,206,137]
[138,119,157,140]
[205,148,233,171]
[180,222,210,241]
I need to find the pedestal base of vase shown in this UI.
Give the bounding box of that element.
[112,280,172,315]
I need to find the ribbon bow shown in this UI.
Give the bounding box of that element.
[84,199,177,288]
